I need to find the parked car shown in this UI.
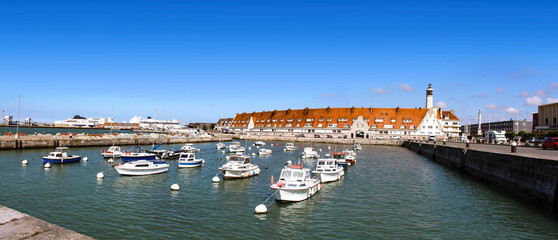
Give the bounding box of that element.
[390,136,401,140]
[326,135,333,138]
[542,137,558,150]
[376,136,385,140]
[428,136,436,141]
[314,134,321,138]
[295,134,305,137]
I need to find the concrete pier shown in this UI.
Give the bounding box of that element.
[403,141,558,213]
[0,205,92,239]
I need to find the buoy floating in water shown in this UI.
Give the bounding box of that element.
[255,204,267,214]
[212,176,220,183]
[44,163,51,168]
[22,160,28,165]
[83,156,88,161]
[170,184,180,191]
[319,149,322,152]
[221,150,225,154]
[248,147,252,150]
[252,153,256,156]
[283,148,286,151]
[286,160,292,166]
[108,158,114,163]
[97,172,104,178]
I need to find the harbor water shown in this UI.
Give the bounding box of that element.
[1,142,558,239]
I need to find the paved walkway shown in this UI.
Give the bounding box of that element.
[0,205,92,240]
[420,141,558,161]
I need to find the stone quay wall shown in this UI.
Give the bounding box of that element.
[404,141,558,212]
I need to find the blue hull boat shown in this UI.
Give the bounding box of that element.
[121,155,157,162]
[42,156,81,164]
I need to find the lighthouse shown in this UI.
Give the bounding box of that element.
[426,83,434,109]
[477,109,482,136]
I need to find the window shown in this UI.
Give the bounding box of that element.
[338,118,347,122]
[296,124,300,127]
[428,126,433,129]
[297,118,302,122]
[287,119,294,122]
[375,118,384,122]
[352,118,357,122]
[372,124,377,128]
[318,123,322,127]
[384,124,393,129]
[327,118,332,121]
[267,124,271,127]
[280,119,284,122]
[364,118,369,122]
[391,119,396,123]
[272,119,277,122]
[319,118,324,122]
[328,123,337,127]
[410,125,415,129]
[400,125,405,129]
[403,119,412,123]
[306,118,314,122]
[285,123,292,127]
[305,123,313,127]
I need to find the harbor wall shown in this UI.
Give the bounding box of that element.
[0,136,231,150]
[405,141,558,212]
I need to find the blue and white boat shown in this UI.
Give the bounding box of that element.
[42,147,81,164]
[333,152,349,169]
[121,147,157,162]
[178,152,204,168]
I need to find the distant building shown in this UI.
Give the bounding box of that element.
[461,119,532,135]
[188,122,215,131]
[4,116,14,125]
[215,118,233,131]
[54,116,114,128]
[230,84,461,138]
[534,102,558,133]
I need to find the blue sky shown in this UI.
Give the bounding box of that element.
[1,0,557,124]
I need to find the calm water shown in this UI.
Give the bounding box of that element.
[0,126,133,135]
[1,142,558,239]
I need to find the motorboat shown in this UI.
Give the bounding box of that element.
[42,147,81,164]
[178,152,204,168]
[101,146,123,158]
[254,141,266,146]
[270,164,321,202]
[180,144,200,153]
[301,147,319,159]
[258,148,272,155]
[285,143,297,151]
[216,142,227,149]
[121,147,157,162]
[115,160,169,176]
[160,150,181,159]
[333,152,349,169]
[353,142,362,150]
[343,149,357,166]
[218,154,260,179]
[312,158,345,183]
[228,142,246,153]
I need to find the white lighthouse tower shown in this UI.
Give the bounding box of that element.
[426,83,434,109]
[477,109,483,136]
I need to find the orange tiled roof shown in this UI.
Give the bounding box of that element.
[231,107,433,130]
[441,111,459,121]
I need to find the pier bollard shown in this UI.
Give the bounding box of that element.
[466,140,470,148]
[443,139,446,145]
[511,141,517,153]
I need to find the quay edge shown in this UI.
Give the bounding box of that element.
[403,141,558,214]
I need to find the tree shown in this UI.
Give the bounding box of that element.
[518,131,527,137]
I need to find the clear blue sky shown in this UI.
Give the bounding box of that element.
[1,0,557,124]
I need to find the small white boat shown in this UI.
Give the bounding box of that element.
[42,147,81,164]
[270,164,320,202]
[285,143,297,151]
[353,142,362,150]
[101,146,123,158]
[254,141,266,146]
[216,142,227,149]
[258,148,272,155]
[301,147,319,159]
[178,152,204,168]
[228,142,246,153]
[115,160,169,176]
[121,147,157,162]
[343,149,357,166]
[312,158,345,183]
[218,155,260,179]
[180,144,200,153]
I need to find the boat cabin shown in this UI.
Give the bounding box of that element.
[316,159,338,171]
[228,155,250,164]
[107,146,121,152]
[279,166,311,182]
[179,153,196,161]
[128,147,146,154]
[333,153,346,160]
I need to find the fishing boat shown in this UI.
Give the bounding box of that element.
[228,142,245,153]
[218,154,260,179]
[160,150,181,159]
[216,142,227,149]
[101,146,123,158]
[42,147,81,164]
[254,141,266,146]
[178,152,204,168]
[333,152,349,169]
[285,143,297,151]
[353,142,362,150]
[258,148,272,155]
[115,160,169,176]
[312,158,345,183]
[270,164,321,202]
[343,149,357,166]
[180,144,200,153]
[120,147,157,162]
[301,147,319,159]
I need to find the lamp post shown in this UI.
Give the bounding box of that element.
[15,94,20,139]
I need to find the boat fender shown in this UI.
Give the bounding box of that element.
[277,181,284,187]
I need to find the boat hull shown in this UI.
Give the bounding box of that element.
[313,170,344,183]
[178,159,204,168]
[221,168,260,179]
[101,152,121,158]
[121,155,157,162]
[275,183,320,202]
[42,156,81,164]
[115,165,169,176]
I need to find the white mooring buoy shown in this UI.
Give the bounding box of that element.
[255,204,267,214]
[248,147,252,150]
[212,176,220,183]
[44,163,51,168]
[286,160,292,166]
[22,160,28,165]
[97,172,104,178]
[170,184,180,191]
[221,150,225,154]
[83,156,88,161]
[108,158,114,163]
[319,149,322,152]
[283,148,286,152]
[252,153,256,156]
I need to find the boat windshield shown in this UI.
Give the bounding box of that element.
[281,170,292,178]
[333,154,345,159]
[292,171,303,178]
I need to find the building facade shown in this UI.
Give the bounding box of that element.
[461,119,532,135]
[215,118,234,131]
[535,102,558,133]
[230,84,461,138]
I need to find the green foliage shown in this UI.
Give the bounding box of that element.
[505,132,517,139]
[518,131,527,137]
[545,131,558,137]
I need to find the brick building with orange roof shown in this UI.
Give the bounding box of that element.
[230,84,461,139]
